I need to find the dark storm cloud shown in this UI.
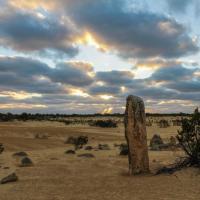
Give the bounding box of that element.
[0,6,78,57]
[176,92,200,101]
[0,56,49,76]
[49,62,94,87]
[129,87,177,100]
[165,80,200,93]
[0,57,95,93]
[65,0,198,58]
[0,56,199,113]
[96,70,134,85]
[89,85,121,95]
[150,65,196,82]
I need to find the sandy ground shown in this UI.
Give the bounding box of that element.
[0,121,199,200]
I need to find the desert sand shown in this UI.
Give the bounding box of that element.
[0,120,199,200]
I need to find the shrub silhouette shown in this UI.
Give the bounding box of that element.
[177,108,200,166]
[89,119,117,128]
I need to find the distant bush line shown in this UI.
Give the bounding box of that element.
[89,120,117,128]
[0,112,192,122]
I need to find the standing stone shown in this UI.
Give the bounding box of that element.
[124,95,149,175]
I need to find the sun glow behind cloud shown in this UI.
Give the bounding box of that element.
[69,89,90,98]
[0,103,47,109]
[9,0,55,10]
[0,91,42,100]
[75,32,108,52]
[100,95,113,100]
[101,107,113,114]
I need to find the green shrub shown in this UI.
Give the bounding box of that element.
[177,108,200,166]
[89,119,117,128]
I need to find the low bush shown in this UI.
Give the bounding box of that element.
[89,120,117,128]
[177,108,200,166]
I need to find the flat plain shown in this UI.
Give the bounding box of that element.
[0,117,199,200]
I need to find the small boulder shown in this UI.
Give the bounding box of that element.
[98,144,110,150]
[0,143,4,154]
[150,134,164,148]
[65,136,88,150]
[34,133,48,139]
[65,150,76,154]
[0,173,18,184]
[12,151,28,158]
[84,146,93,150]
[146,121,152,127]
[19,157,33,167]
[65,136,76,144]
[113,143,121,147]
[169,136,177,146]
[78,153,95,158]
[119,144,129,156]
[158,120,170,128]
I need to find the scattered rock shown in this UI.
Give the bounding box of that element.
[12,151,28,158]
[150,134,164,148]
[158,120,170,128]
[65,136,76,144]
[146,121,152,126]
[65,150,76,154]
[0,143,4,154]
[19,157,33,167]
[150,145,160,151]
[0,173,18,184]
[85,146,93,150]
[98,144,110,150]
[50,157,58,160]
[159,143,173,150]
[65,136,88,149]
[78,153,95,158]
[34,133,48,139]
[113,143,121,147]
[119,144,128,156]
[172,120,182,126]
[169,136,177,146]
[3,167,10,169]
[150,135,179,151]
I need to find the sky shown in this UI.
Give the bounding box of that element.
[0,0,199,114]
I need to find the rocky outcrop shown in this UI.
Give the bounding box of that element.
[124,95,149,175]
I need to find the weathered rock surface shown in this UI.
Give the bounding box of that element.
[0,173,18,184]
[19,157,33,167]
[12,151,28,157]
[124,95,149,175]
[119,144,128,156]
[150,134,164,150]
[84,146,93,150]
[98,144,110,150]
[0,143,4,154]
[65,150,76,154]
[65,136,88,149]
[34,133,48,139]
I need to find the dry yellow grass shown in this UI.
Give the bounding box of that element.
[0,120,199,200]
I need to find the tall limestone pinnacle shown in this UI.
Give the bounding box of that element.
[124,95,149,175]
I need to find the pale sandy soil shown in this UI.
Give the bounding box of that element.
[0,121,199,200]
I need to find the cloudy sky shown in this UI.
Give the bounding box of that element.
[0,0,199,114]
